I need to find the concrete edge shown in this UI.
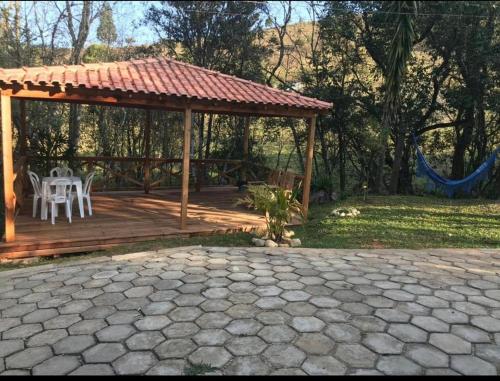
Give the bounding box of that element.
[0,245,204,280]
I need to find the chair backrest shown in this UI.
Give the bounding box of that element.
[83,171,95,195]
[51,178,73,202]
[27,170,42,197]
[50,167,73,177]
[279,171,297,191]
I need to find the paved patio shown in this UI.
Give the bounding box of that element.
[0,246,499,375]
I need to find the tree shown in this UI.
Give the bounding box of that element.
[385,1,417,194]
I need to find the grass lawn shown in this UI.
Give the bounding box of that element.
[1,195,498,272]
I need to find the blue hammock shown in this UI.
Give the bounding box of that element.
[413,136,499,197]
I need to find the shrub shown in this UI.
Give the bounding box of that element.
[237,184,303,242]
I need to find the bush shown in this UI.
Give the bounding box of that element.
[237,184,303,242]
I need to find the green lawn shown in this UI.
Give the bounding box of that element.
[1,195,498,272]
[295,195,499,249]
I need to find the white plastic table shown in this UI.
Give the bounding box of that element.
[40,176,85,220]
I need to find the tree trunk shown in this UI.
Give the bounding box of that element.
[451,110,474,179]
[389,117,406,194]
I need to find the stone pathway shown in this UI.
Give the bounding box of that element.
[1,246,500,375]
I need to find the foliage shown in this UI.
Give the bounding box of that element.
[183,363,217,376]
[237,185,303,242]
[96,2,117,46]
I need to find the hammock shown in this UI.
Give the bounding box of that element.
[413,135,500,197]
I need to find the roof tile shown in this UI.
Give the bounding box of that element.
[0,56,331,112]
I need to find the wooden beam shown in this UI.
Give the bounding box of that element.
[0,86,322,118]
[19,100,28,155]
[242,117,250,182]
[1,94,15,242]
[302,116,316,220]
[143,110,152,194]
[180,107,192,229]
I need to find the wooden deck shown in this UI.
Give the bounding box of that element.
[0,187,266,259]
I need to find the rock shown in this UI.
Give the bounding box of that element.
[278,243,290,248]
[290,239,301,247]
[284,230,295,238]
[251,238,266,247]
[265,240,279,248]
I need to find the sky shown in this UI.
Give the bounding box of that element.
[96,1,314,46]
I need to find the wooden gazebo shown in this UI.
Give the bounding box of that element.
[0,57,331,257]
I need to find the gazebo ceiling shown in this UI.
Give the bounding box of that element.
[0,57,332,117]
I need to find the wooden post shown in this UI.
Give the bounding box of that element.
[195,161,202,192]
[302,115,316,221]
[19,100,28,155]
[180,107,192,229]
[143,110,152,194]
[242,117,250,182]
[1,94,15,242]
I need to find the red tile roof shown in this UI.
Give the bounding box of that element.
[0,57,332,113]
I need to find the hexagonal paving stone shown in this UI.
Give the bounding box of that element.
[258,325,296,343]
[154,338,196,359]
[296,333,335,355]
[429,333,472,354]
[225,319,262,336]
[0,340,24,357]
[387,323,428,343]
[126,331,165,350]
[325,323,361,343]
[350,316,387,332]
[70,364,115,375]
[411,316,449,333]
[32,355,80,375]
[291,316,325,332]
[375,308,410,323]
[113,351,157,375]
[6,346,53,369]
[188,347,232,369]
[224,356,270,375]
[83,343,127,363]
[44,314,81,329]
[283,302,317,316]
[471,316,500,332]
[302,356,347,375]
[263,344,306,368]
[432,309,469,324]
[475,344,500,367]
[335,344,377,368]
[174,294,206,307]
[134,316,171,331]
[54,335,95,354]
[124,286,154,298]
[255,297,287,310]
[26,328,68,347]
[22,308,59,324]
[147,359,185,375]
[163,322,199,338]
[450,355,497,375]
[377,355,423,375]
[281,290,311,302]
[96,325,136,342]
[202,287,230,299]
[169,307,203,322]
[405,339,452,367]
[193,329,231,346]
[363,333,404,354]
[225,336,267,356]
[196,312,232,329]
[315,309,350,323]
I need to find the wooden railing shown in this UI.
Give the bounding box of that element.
[23,155,271,192]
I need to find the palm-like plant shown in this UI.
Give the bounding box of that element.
[237,185,303,243]
[376,1,418,193]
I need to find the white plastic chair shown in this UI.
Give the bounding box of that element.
[50,167,73,177]
[28,171,45,218]
[71,171,95,216]
[48,178,73,225]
